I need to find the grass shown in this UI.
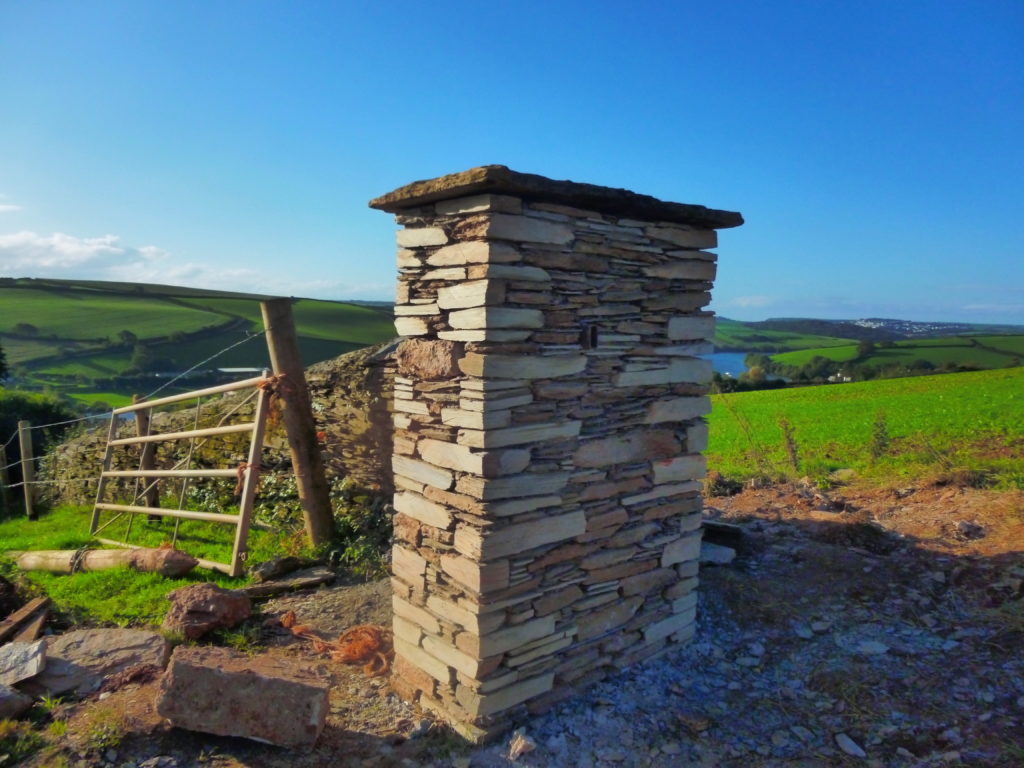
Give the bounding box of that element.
[0,287,226,341]
[706,367,1024,487]
[64,391,134,408]
[770,334,1024,369]
[0,504,309,626]
[3,278,396,402]
[713,318,852,352]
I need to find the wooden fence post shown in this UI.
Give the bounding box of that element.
[18,420,36,520]
[0,444,10,515]
[260,298,335,546]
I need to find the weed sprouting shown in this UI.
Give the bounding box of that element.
[869,411,890,463]
[779,418,800,473]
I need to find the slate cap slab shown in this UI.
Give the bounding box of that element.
[369,165,743,230]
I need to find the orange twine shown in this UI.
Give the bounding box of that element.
[257,373,298,426]
[279,610,394,677]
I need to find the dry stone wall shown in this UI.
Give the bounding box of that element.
[370,165,742,741]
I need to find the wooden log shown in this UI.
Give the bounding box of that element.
[0,597,50,644]
[236,566,336,598]
[14,547,199,577]
[11,605,48,643]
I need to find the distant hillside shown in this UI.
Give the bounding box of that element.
[712,318,853,352]
[713,316,1024,352]
[769,334,1024,373]
[0,277,395,406]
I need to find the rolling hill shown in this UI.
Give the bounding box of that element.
[0,277,396,406]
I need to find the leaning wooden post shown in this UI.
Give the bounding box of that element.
[18,420,36,520]
[260,298,335,545]
[132,395,161,513]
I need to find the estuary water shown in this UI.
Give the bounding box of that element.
[706,352,749,377]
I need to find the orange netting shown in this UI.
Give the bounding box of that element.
[279,610,394,677]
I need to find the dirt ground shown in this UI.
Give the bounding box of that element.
[15,479,1024,767]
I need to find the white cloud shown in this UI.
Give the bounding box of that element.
[0,230,390,300]
[0,205,22,213]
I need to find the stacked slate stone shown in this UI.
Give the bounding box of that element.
[370,166,742,742]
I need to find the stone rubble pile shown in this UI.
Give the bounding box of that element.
[371,165,742,740]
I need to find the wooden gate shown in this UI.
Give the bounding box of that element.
[89,375,272,577]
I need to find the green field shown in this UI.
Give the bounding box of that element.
[0,504,293,625]
[0,278,396,400]
[0,287,227,340]
[770,335,1024,370]
[706,367,1024,487]
[713,318,852,352]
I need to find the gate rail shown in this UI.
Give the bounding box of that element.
[90,375,272,577]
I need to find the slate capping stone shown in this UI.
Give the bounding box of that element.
[369,165,743,229]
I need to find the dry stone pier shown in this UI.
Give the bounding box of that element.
[370,165,742,741]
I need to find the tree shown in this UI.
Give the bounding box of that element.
[129,343,153,373]
[118,329,138,345]
[13,322,38,336]
[856,339,876,358]
[0,340,7,384]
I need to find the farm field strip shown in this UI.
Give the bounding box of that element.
[713,318,852,351]
[0,287,226,340]
[770,334,1024,368]
[706,367,1024,483]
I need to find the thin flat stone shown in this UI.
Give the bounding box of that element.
[370,165,743,229]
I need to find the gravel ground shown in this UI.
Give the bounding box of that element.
[20,484,1024,767]
[463,486,1024,767]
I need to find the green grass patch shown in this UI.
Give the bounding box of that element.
[713,318,852,352]
[0,505,305,626]
[6,280,396,403]
[0,336,64,365]
[770,334,1024,370]
[0,287,226,341]
[64,391,134,408]
[706,367,1024,487]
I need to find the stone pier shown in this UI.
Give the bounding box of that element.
[369,165,742,741]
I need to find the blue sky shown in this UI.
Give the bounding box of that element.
[1,1,1021,323]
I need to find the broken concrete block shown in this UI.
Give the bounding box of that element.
[157,645,329,748]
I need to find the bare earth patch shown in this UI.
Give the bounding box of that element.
[19,482,1024,767]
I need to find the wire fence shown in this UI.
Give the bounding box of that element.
[0,331,263,516]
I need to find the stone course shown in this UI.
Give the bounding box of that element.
[371,165,741,741]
